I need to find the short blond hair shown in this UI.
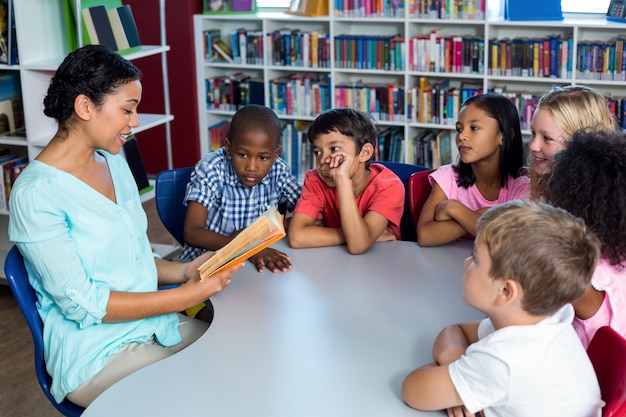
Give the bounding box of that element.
[477,200,600,316]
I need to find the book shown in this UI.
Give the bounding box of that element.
[198,206,285,280]
[213,39,234,63]
[107,6,130,50]
[115,4,141,48]
[84,5,118,51]
[122,135,152,194]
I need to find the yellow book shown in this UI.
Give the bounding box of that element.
[198,206,285,280]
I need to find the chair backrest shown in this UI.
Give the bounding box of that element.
[374,161,429,242]
[4,245,85,416]
[587,326,626,417]
[155,167,194,246]
[408,169,435,227]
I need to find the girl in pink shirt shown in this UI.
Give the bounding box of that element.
[545,129,626,348]
[417,93,529,246]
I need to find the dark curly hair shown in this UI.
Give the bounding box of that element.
[544,129,626,266]
[453,93,525,188]
[43,44,141,128]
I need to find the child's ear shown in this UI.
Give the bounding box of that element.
[359,143,374,162]
[497,278,521,305]
[274,145,282,160]
[224,137,232,156]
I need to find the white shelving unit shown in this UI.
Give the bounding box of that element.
[0,0,175,282]
[193,7,626,167]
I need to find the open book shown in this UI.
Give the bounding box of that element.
[198,206,286,280]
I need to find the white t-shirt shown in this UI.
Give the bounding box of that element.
[448,304,603,417]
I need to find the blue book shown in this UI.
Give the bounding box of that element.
[116,4,141,48]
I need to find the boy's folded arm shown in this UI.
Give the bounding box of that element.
[287,212,346,248]
[342,210,392,254]
[433,322,480,365]
[402,363,464,411]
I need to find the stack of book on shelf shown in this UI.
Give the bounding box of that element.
[268,28,330,68]
[334,34,404,71]
[408,0,485,19]
[375,127,404,163]
[410,129,452,169]
[576,35,626,82]
[280,120,313,182]
[0,148,27,211]
[334,81,405,122]
[0,0,18,65]
[205,72,265,111]
[65,0,141,54]
[0,71,23,135]
[408,32,484,75]
[334,0,405,17]
[208,120,231,151]
[269,74,331,117]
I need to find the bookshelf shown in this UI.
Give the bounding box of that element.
[194,5,626,179]
[0,0,175,283]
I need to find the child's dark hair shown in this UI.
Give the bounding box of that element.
[43,44,141,128]
[453,93,524,188]
[545,129,626,267]
[307,108,376,167]
[228,105,282,148]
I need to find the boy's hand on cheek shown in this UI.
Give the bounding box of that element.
[327,151,353,182]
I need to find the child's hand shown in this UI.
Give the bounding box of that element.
[249,247,292,273]
[376,226,397,242]
[325,150,354,182]
[446,406,484,417]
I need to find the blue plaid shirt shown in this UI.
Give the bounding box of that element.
[179,147,301,261]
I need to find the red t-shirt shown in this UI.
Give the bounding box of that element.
[294,163,404,239]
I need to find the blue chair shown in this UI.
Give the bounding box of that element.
[374,161,429,242]
[4,245,85,417]
[154,167,194,246]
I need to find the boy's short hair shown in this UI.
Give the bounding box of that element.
[477,200,600,316]
[228,105,281,148]
[307,108,377,166]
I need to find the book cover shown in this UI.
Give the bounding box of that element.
[116,4,141,48]
[213,39,234,63]
[81,7,99,45]
[122,135,151,193]
[232,0,254,11]
[106,7,130,51]
[87,5,117,51]
[198,206,285,280]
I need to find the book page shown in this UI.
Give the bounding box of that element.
[199,206,285,280]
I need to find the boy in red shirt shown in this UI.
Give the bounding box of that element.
[288,108,404,254]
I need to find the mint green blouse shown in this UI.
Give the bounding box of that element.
[8,151,181,403]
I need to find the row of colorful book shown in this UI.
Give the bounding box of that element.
[409,129,453,169]
[204,73,264,111]
[0,149,27,211]
[409,33,484,74]
[407,78,483,125]
[334,34,404,71]
[202,28,263,65]
[280,120,314,182]
[268,29,331,68]
[488,35,570,79]
[375,127,405,162]
[334,82,405,122]
[407,0,485,19]
[333,0,405,18]
[269,74,332,117]
[576,37,626,82]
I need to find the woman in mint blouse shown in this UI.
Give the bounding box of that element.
[8,45,244,407]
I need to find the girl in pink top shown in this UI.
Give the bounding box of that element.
[417,93,529,246]
[545,129,626,348]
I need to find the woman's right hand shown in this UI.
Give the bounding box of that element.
[184,260,245,305]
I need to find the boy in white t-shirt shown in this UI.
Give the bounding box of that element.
[402,200,604,417]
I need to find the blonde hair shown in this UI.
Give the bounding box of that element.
[530,86,618,201]
[536,85,617,135]
[477,200,600,316]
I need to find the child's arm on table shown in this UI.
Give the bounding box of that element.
[417,183,482,247]
[288,212,347,248]
[402,321,480,415]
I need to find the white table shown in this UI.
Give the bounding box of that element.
[84,240,483,417]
